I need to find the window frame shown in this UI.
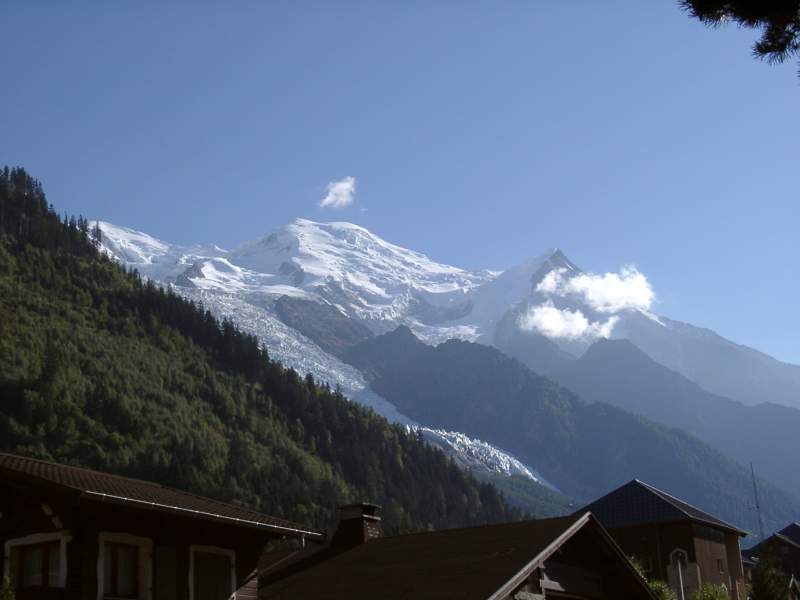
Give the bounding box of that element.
[2,531,71,590]
[188,545,236,600]
[96,532,152,600]
[104,541,140,599]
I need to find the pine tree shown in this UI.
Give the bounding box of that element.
[681,1,800,72]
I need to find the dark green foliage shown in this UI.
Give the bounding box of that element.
[751,546,791,600]
[0,167,522,534]
[650,580,678,600]
[0,577,14,600]
[472,472,574,517]
[628,554,677,600]
[681,1,800,67]
[344,326,800,535]
[691,583,729,600]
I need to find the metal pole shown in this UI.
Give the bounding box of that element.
[677,559,685,600]
[750,462,766,541]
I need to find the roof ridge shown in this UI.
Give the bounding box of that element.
[368,514,580,544]
[774,532,800,550]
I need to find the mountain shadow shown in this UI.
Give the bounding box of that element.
[550,338,800,499]
[343,326,800,537]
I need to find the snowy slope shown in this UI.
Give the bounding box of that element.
[94,219,548,483]
[417,428,557,489]
[230,218,496,327]
[96,217,800,411]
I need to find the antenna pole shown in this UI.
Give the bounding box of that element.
[751,462,766,541]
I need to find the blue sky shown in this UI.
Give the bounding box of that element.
[2,2,798,363]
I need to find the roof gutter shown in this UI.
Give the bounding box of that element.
[82,490,324,539]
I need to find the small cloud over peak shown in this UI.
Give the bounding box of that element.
[518,301,617,341]
[319,176,356,209]
[537,265,654,314]
[519,264,655,342]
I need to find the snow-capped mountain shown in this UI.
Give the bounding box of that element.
[96,218,800,415]
[95,219,548,482]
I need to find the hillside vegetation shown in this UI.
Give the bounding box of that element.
[0,167,523,533]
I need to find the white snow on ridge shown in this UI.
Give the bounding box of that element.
[418,428,558,489]
[230,218,496,320]
[97,218,497,327]
[92,218,559,485]
[95,221,172,265]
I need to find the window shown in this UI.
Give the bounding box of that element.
[718,558,725,573]
[2,532,70,591]
[12,541,60,589]
[96,532,152,600]
[188,545,235,600]
[103,542,139,598]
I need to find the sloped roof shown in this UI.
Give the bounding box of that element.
[0,453,323,539]
[260,513,656,600]
[778,523,800,547]
[581,479,747,536]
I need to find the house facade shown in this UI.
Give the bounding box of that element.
[258,504,657,600]
[0,453,323,600]
[581,480,748,600]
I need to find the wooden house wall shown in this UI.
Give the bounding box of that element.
[1,481,284,600]
[605,522,697,582]
[606,521,746,598]
[604,523,666,580]
[692,533,730,589]
[656,521,697,565]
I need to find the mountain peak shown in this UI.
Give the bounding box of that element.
[288,217,372,235]
[541,247,579,272]
[581,338,646,363]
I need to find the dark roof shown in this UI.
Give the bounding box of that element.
[260,513,656,600]
[779,524,800,547]
[580,479,747,536]
[0,453,323,539]
[744,523,800,555]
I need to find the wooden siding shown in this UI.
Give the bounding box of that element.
[604,521,746,600]
[1,481,283,600]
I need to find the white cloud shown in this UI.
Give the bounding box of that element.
[518,301,618,341]
[319,176,356,209]
[536,266,654,313]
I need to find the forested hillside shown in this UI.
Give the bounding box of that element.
[343,326,800,536]
[0,167,523,534]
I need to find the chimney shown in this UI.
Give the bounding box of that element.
[329,503,383,550]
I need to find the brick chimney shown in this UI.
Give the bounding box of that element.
[329,503,383,550]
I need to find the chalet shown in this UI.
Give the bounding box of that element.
[580,479,747,600]
[258,503,657,599]
[743,523,800,599]
[0,453,324,600]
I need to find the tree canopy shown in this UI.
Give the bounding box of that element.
[681,1,800,69]
[0,166,523,534]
